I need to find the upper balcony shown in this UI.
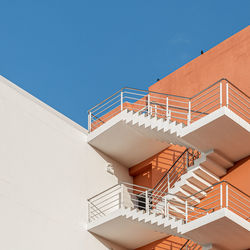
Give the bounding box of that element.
[87,79,250,167]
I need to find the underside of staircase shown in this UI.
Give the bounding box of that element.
[88,107,250,167]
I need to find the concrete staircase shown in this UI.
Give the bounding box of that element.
[123,110,191,147]
[158,150,233,216]
[122,207,184,236]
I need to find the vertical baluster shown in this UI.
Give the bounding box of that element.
[145,190,149,213]
[188,100,191,125]
[147,94,151,115]
[226,82,229,108]
[220,184,223,208]
[166,96,169,120]
[120,184,124,209]
[226,184,228,208]
[220,82,223,107]
[120,90,123,111]
[185,200,188,223]
[88,112,92,132]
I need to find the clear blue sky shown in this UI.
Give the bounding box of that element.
[0,0,249,128]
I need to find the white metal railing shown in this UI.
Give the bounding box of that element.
[87,78,249,132]
[185,181,250,223]
[87,181,250,225]
[151,148,200,201]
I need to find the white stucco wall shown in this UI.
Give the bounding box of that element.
[0,76,131,250]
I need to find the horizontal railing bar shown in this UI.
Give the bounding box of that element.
[89,186,121,203]
[191,102,219,120]
[192,91,219,109]
[190,78,225,99]
[191,85,219,104]
[229,105,249,120]
[88,89,122,112]
[228,85,250,104]
[91,93,121,113]
[229,205,249,219]
[229,99,250,115]
[227,79,250,99]
[229,195,250,211]
[191,97,220,115]
[229,188,250,203]
[229,92,249,108]
[88,184,120,201]
[93,99,121,117]
[123,91,146,97]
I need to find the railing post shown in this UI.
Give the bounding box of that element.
[167,110,171,122]
[120,184,124,209]
[167,174,170,191]
[220,184,223,208]
[145,190,149,213]
[185,200,188,223]
[220,82,223,107]
[166,199,169,219]
[147,94,151,115]
[166,97,169,120]
[164,197,167,217]
[188,100,191,125]
[226,82,229,108]
[88,112,92,132]
[121,91,123,111]
[88,202,90,222]
[186,150,189,169]
[226,184,228,208]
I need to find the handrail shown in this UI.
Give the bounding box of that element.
[88,78,249,132]
[153,148,188,190]
[152,148,188,190]
[87,183,120,201]
[180,239,190,250]
[186,180,250,199]
[226,78,250,99]
[88,78,249,112]
[89,200,105,216]
[87,180,250,224]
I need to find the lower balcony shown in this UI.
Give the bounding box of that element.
[87,181,250,250]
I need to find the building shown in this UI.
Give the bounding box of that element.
[0,26,249,250]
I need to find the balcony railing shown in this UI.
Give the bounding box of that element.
[152,148,200,199]
[88,78,249,132]
[87,181,250,225]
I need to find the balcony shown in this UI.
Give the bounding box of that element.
[87,79,250,167]
[87,181,250,250]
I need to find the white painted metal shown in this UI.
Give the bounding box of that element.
[88,78,249,132]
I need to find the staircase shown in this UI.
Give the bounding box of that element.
[122,207,184,236]
[181,239,202,250]
[151,148,234,223]
[123,109,191,147]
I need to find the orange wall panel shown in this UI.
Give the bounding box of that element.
[149,26,250,98]
[135,235,187,250]
[222,156,250,195]
[130,145,185,188]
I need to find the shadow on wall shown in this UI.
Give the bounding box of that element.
[135,235,188,250]
[91,146,133,183]
[91,233,129,250]
[130,145,185,188]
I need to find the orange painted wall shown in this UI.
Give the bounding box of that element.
[149,26,250,98]
[130,145,185,188]
[135,235,189,250]
[132,27,250,250]
[222,156,250,194]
